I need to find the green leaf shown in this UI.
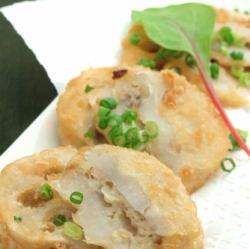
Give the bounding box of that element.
[132,3,216,72]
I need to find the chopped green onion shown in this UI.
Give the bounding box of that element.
[112,135,126,146]
[219,43,229,56]
[185,54,196,67]
[108,125,123,141]
[100,97,118,110]
[231,66,244,79]
[98,106,111,119]
[171,66,182,75]
[230,51,244,60]
[84,130,94,139]
[98,119,109,129]
[144,121,159,139]
[63,222,83,241]
[234,8,239,12]
[70,192,84,205]
[53,214,66,226]
[233,33,246,47]
[210,63,220,79]
[107,114,123,128]
[40,183,53,200]
[240,72,250,87]
[122,109,138,124]
[125,127,141,146]
[138,58,156,69]
[129,33,140,45]
[229,129,248,151]
[156,48,168,59]
[84,85,94,93]
[244,10,250,15]
[221,158,236,173]
[14,216,22,223]
[218,26,234,46]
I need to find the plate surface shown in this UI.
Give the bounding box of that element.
[1,0,250,248]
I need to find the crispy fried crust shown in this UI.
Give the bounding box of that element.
[121,9,250,108]
[57,66,230,193]
[0,145,203,249]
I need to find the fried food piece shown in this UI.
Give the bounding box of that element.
[0,145,203,249]
[121,9,250,108]
[57,66,230,192]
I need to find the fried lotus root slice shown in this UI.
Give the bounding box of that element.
[0,145,203,249]
[57,66,230,193]
[50,144,204,249]
[0,146,94,249]
[121,9,250,108]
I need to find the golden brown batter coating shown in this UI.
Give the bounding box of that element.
[0,145,203,249]
[57,66,230,192]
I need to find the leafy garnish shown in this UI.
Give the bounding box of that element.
[132,3,250,156]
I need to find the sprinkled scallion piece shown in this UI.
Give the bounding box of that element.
[185,54,196,67]
[129,33,140,45]
[240,72,250,87]
[53,215,66,226]
[122,109,138,124]
[230,51,244,60]
[14,216,22,223]
[40,183,53,200]
[218,26,234,46]
[210,63,220,79]
[84,130,94,139]
[63,222,83,241]
[70,192,84,205]
[144,121,159,139]
[100,97,118,110]
[229,129,248,152]
[221,158,236,173]
[97,98,159,150]
[231,66,244,79]
[219,43,229,56]
[138,58,156,69]
[84,85,94,93]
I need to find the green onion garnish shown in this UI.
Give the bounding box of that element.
[218,26,234,46]
[53,214,66,226]
[129,33,140,45]
[210,63,220,79]
[84,130,94,139]
[144,121,159,139]
[231,66,244,79]
[98,119,109,129]
[98,106,111,118]
[40,183,53,200]
[125,127,141,146]
[84,85,94,93]
[230,51,244,60]
[14,216,22,223]
[112,135,126,146]
[63,222,83,241]
[219,43,229,56]
[70,192,84,205]
[239,72,250,87]
[229,129,248,151]
[108,125,123,142]
[221,158,236,173]
[107,113,123,128]
[138,58,156,69]
[122,109,138,124]
[185,54,196,67]
[100,97,118,110]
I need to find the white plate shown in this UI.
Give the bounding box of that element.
[1,0,250,248]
